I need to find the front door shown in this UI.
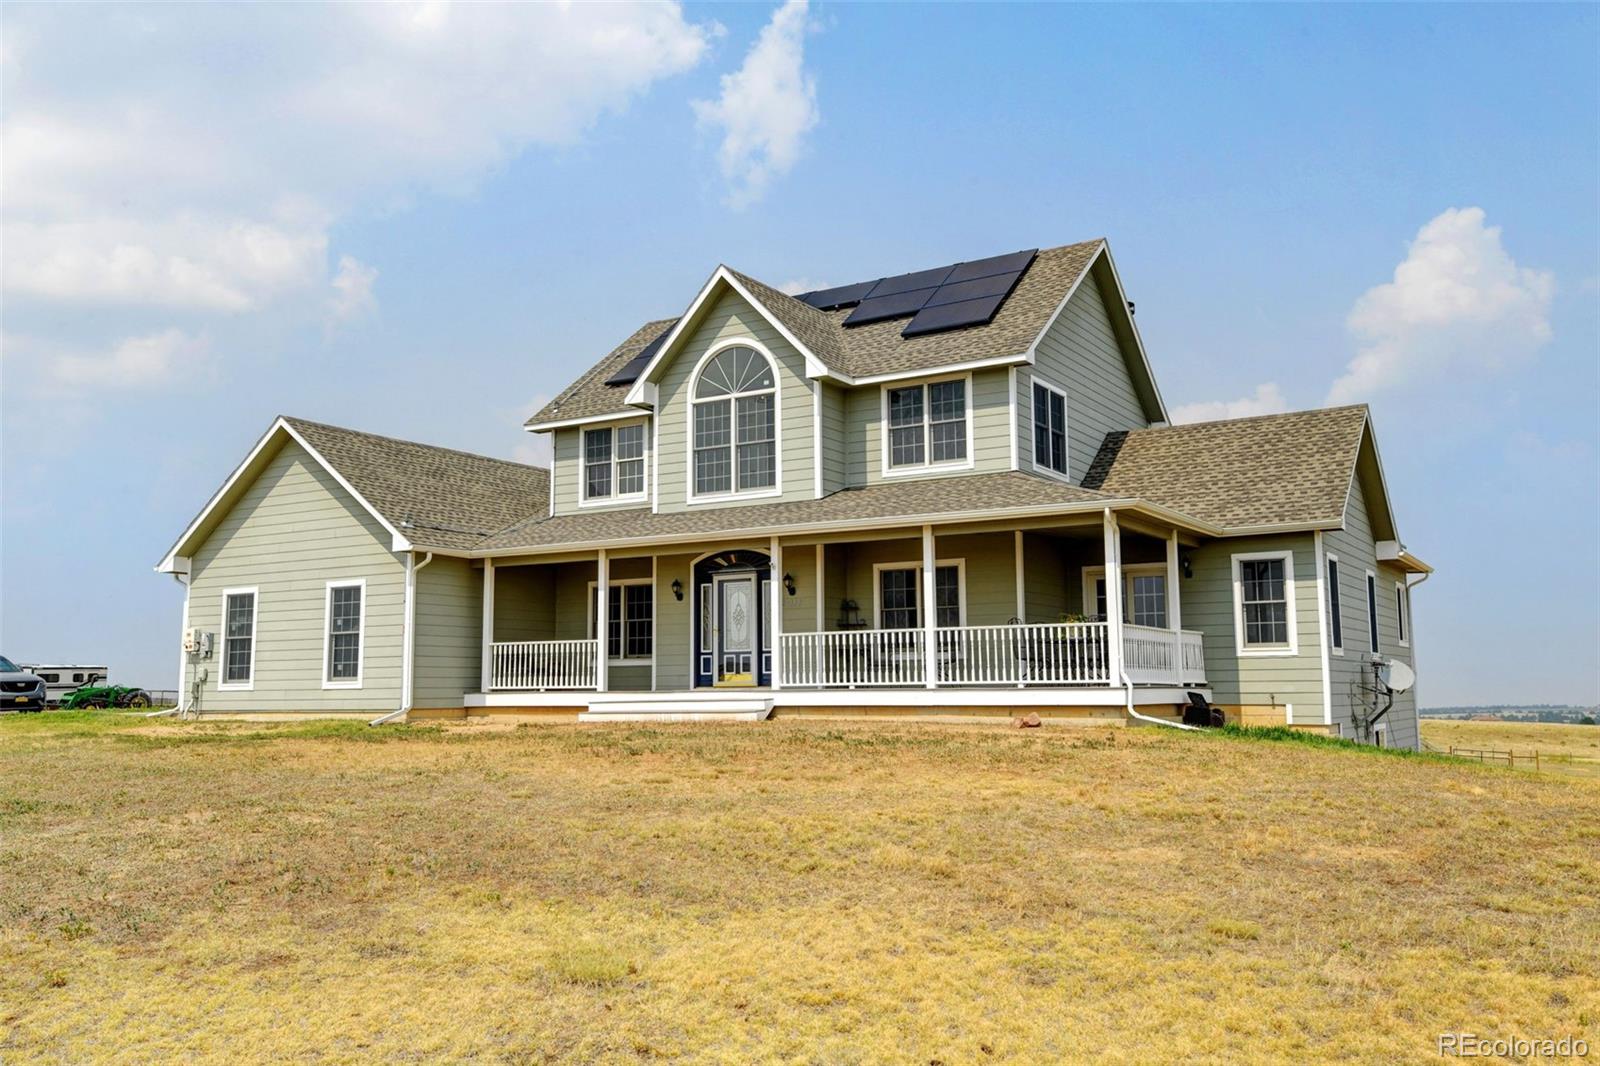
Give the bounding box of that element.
[715,574,757,686]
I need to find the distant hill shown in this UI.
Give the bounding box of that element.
[1422,704,1598,724]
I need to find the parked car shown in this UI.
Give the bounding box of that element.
[59,684,153,710]
[0,655,48,713]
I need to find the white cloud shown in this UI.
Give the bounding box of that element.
[2,4,715,316]
[328,255,379,322]
[693,0,818,208]
[1170,383,1289,425]
[1328,207,1554,403]
[777,278,829,296]
[50,329,211,389]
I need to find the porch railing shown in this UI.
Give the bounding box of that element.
[935,622,1111,686]
[778,628,925,688]
[1122,625,1208,686]
[1180,629,1208,685]
[489,639,600,691]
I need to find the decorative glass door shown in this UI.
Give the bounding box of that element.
[715,574,756,685]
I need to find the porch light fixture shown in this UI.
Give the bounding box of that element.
[783,572,796,596]
[1180,555,1193,579]
[671,579,683,601]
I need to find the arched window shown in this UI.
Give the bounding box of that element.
[692,346,777,496]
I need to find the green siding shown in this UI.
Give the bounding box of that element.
[411,556,480,709]
[1017,273,1151,483]
[654,289,816,511]
[819,381,847,494]
[550,420,653,518]
[654,553,696,690]
[847,368,1012,487]
[1023,532,1072,623]
[1185,534,1326,724]
[828,533,1019,629]
[185,440,404,713]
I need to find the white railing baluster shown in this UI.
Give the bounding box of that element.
[487,639,601,691]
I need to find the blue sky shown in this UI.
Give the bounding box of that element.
[3,2,1596,705]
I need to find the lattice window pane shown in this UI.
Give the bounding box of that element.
[584,427,613,499]
[224,592,254,682]
[1048,392,1066,472]
[935,566,961,628]
[1130,574,1167,628]
[880,569,918,629]
[328,585,361,680]
[624,584,653,658]
[1240,559,1289,646]
[930,419,965,463]
[889,425,924,467]
[693,400,732,494]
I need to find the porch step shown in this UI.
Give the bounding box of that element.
[579,694,774,723]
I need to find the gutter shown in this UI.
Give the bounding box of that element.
[372,551,433,727]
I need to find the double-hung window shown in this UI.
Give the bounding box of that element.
[1326,554,1343,653]
[1366,572,1380,653]
[876,563,963,629]
[1032,381,1067,476]
[692,347,776,497]
[324,580,364,687]
[582,423,646,502]
[886,377,968,472]
[1234,552,1295,654]
[591,582,653,661]
[221,588,257,688]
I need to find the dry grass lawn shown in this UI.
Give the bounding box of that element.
[2,713,1597,1064]
[1422,719,1600,779]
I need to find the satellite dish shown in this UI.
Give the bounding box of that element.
[1378,658,1415,694]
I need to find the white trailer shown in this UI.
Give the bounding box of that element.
[23,665,109,705]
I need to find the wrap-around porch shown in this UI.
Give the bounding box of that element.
[474,509,1207,706]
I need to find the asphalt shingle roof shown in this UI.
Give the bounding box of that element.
[284,417,550,551]
[527,240,1105,428]
[1081,405,1369,531]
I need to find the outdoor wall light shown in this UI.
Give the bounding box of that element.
[783,572,796,596]
[671,579,684,601]
[1180,555,1193,579]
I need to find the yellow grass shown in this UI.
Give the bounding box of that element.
[1423,719,1600,779]
[2,713,1597,1063]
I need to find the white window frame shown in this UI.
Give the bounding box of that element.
[685,339,783,504]
[1231,550,1298,656]
[1325,551,1344,656]
[871,559,967,629]
[321,578,366,689]
[1365,569,1380,654]
[218,586,259,690]
[1394,580,1410,648]
[579,419,649,507]
[1372,721,1389,748]
[1081,563,1168,627]
[1029,376,1070,481]
[587,577,655,665]
[880,372,975,478]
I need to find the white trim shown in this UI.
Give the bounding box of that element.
[1081,563,1167,626]
[811,379,823,498]
[321,578,367,689]
[577,418,650,509]
[586,576,657,666]
[1284,702,1295,726]
[467,685,1212,710]
[651,410,661,514]
[217,586,259,691]
[850,352,1026,386]
[1324,549,1345,657]
[1027,374,1072,481]
[174,574,191,713]
[685,338,785,505]
[1007,366,1019,471]
[624,267,831,405]
[814,543,825,632]
[650,556,659,690]
[1394,580,1410,648]
[548,452,555,519]
[871,557,967,629]
[879,372,976,478]
[1014,530,1025,622]
[525,410,651,432]
[1365,568,1380,654]
[770,536,783,691]
[1314,533,1334,726]
[1231,550,1298,657]
[156,417,413,571]
[480,559,495,690]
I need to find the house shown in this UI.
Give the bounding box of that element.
[155,240,1431,745]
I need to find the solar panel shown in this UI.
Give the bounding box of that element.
[843,287,940,326]
[921,270,1023,308]
[944,249,1036,285]
[900,293,1007,337]
[864,264,956,300]
[797,280,877,310]
[603,326,673,387]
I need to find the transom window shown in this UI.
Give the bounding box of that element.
[582,423,646,502]
[1239,558,1290,648]
[1032,381,1067,475]
[324,581,364,686]
[591,581,653,660]
[886,378,968,471]
[221,589,257,687]
[692,346,776,497]
[876,563,962,629]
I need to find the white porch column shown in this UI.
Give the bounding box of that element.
[815,543,825,632]
[1014,530,1025,622]
[770,536,784,690]
[480,558,495,691]
[922,524,938,689]
[595,549,609,692]
[1102,510,1124,686]
[1167,529,1183,686]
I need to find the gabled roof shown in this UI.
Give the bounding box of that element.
[526,239,1166,429]
[1082,405,1379,534]
[156,417,550,569]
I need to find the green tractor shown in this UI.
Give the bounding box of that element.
[60,684,154,710]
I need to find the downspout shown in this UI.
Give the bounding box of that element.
[371,551,433,726]
[1105,510,1198,732]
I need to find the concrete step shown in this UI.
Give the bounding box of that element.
[579,696,773,723]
